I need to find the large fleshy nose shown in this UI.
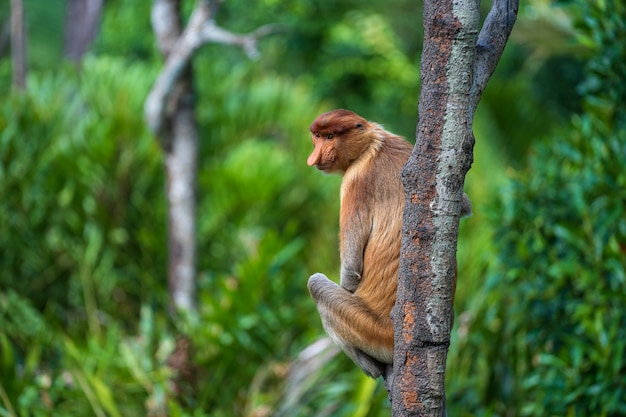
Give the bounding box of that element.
[307,144,322,167]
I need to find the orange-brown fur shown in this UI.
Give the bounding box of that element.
[307,109,472,378]
[306,109,412,377]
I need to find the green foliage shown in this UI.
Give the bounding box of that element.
[94,2,155,61]
[0,54,358,416]
[0,0,65,69]
[314,10,419,129]
[186,61,382,415]
[0,297,175,416]
[0,58,170,416]
[189,0,424,138]
[0,58,164,326]
[574,0,626,129]
[496,118,626,416]
[448,1,626,415]
[194,62,340,275]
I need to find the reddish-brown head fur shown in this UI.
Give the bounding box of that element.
[307,109,373,174]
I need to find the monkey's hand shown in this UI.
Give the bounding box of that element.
[340,264,362,293]
[461,192,472,217]
[352,349,386,379]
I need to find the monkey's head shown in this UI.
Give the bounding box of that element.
[307,109,371,174]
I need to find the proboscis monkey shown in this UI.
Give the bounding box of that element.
[306,109,472,378]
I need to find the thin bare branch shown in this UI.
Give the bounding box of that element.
[145,1,210,137]
[470,0,519,109]
[200,22,284,59]
[145,0,280,137]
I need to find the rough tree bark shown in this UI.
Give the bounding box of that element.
[145,0,278,312]
[386,0,518,415]
[10,0,26,89]
[63,0,103,63]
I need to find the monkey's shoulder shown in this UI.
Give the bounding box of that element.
[379,135,413,159]
[370,137,411,178]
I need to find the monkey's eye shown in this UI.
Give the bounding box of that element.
[356,123,363,129]
[326,134,334,140]
[314,132,320,138]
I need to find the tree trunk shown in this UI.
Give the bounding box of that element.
[144,0,277,405]
[10,0,26,89]
[149,0,198,312]
[388,0,518,415]
[165,76,198,312]
[63,0,103,63]
[145,0,277,312]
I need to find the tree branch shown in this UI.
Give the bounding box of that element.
[151,0,182,57]
[200,21,284,60]
[144,0,280,138]
[470,0,520,110]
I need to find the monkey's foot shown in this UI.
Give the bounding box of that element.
[354,349,386,379]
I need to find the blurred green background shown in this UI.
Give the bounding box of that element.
[1,0,624,416]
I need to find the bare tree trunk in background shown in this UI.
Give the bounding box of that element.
[145,0,278,404]
[164,80,198,313]
[10,0,26,89]
[149,0,198,313]
[145,0,279,313]
[386,0,518,415]
[63,0,103,63]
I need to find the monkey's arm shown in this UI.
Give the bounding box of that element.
[339,209,370,293]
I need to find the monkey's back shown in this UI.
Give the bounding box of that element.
[344,134,412,321]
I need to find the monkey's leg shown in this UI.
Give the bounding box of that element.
[343,345,385,378]
[307,273,393,378]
